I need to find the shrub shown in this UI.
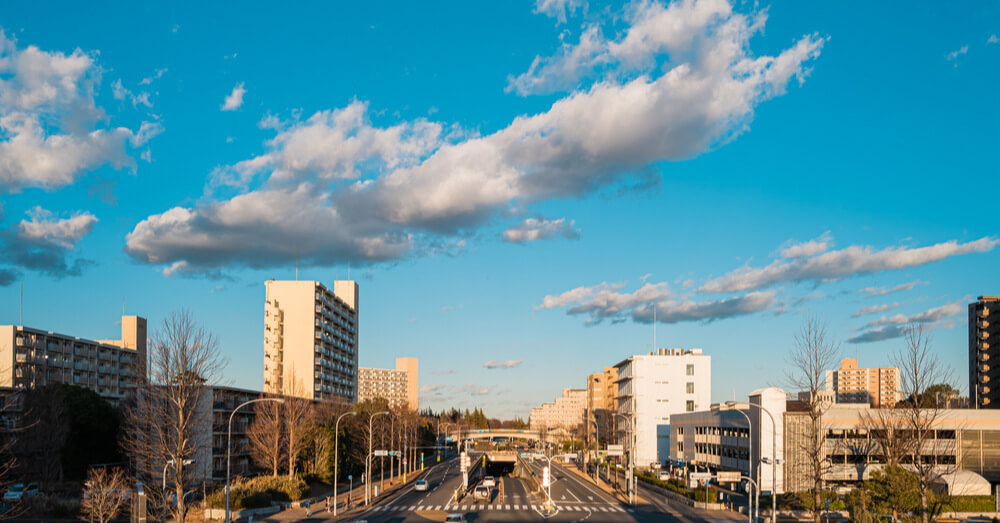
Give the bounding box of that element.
[205,476,309,509]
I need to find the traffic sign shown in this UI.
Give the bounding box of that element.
[716,471,741,483]
[607,444,624,457]
[374,450,389,457]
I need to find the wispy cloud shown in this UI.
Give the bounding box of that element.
[851,302,899,318]
[779,232,832,259]
[483,359,523,369]
[221,82,246,111]
[857,281,924,297]
[139,67,168,85]
[701,237,996,293]
[989,35,999,45]
[502,217,579,243]
[848,302,961,344]
[420,384,446,394]
[946,45,968,62]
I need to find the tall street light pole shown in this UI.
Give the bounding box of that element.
[163,458,194,523]
[727,400,778,523]
[718,404,756,522]
[366,410,390,505]
[333,410,357,517]
[227,397,284,523]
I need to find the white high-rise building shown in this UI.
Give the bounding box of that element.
[264,280,358,402]
[614,348,711,467]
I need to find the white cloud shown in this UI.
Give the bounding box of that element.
[483,359,523,369]
[126,0,826,275]
[700,237,997,293]
[779,231,831,258]
[419,384,446,394]
[946,45,968,61]
[989,35,999,44]
[502,217,579,243]
[538,280,774,325]
[851,302,899,318]
[857,281,923,297]
[139,67,167,85]
[534,0,586,24]
[0,206,98,281]
[848,302,961,344]
[221,83,246,111]
[0,29,158,192]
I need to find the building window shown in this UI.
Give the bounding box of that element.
[686,364,694,376]
[686,400,695,412]
[686,382,694,394]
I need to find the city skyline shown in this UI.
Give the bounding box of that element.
[1,1,998,419]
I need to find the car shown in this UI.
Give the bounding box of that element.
[445,514,466,522]
[414,479,429,491]
[482,475,496,488]
[473,485,490,500]
[3,483,39,502]
[658,471,669,481]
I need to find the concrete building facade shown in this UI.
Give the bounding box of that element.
[825,357,902,407]
[614,348,711,467]
[358,357,419,409]
[529,388,587,433]
[0,315,146,402]
[970,296,1000,408]
[264,280,359,402]
[586,366,618,444]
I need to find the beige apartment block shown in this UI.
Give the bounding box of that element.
[264,280,358,402]
[586,366,618,443]
[358,357,418,409]
[530,388,587,433]
[0,315,146,402]
[825,357,902,407]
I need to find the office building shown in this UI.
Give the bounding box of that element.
[586,366,618,443]
[670,387,787,494]
[825,357,902,407]
[264,280,359,402]
[0,315,146,402]
[614,348,711,467]
[529,388,587,433]
[358,357,419,408]
[970,296,1000,408]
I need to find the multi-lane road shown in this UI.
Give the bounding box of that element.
[350,456,746,522]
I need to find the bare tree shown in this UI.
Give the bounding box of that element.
[121,310,225,523]
[894,324,955,523]
[284,371,311,478]
[247,395,284,476]
[82,466,130,523]
[860,408,912,470]
[786,317,839,523]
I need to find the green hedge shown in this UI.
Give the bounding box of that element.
[940,495,996,513]
[635,471,714,502]
[205,476,310,509]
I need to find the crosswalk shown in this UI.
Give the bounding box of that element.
[370,503,632,513]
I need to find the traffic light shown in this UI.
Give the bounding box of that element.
[542,466,550,487]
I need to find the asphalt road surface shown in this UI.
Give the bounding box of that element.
[349,456,746,522]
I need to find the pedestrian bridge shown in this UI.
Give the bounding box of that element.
[445,429,541,442]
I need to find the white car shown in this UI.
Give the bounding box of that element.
[658,471,669,481]
[482,476,496,488]
[414,479,428,491]
[473,485,490,500]
[3,483,38,502]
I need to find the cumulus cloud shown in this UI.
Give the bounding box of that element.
[483,359,523,369]
[851,302,899,318]
[857,281,923,297]
[848,302,961,344]
[0,29,160,193]
[701,237,997,293]
[535,0,586,24]
[126,0,826,275]
[221,83,246,111]
[0,206,98,282]
[502,217,579,243]
[538,280,774,325]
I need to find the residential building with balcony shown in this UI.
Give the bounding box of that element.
[825,357,902,407]
[264,280,358,402]
[586,366,618,445]
[0,315,146,403]
[614,348,711,468]
[529,388,587,434]
[358,357,418,409]
[970,296,1000,408]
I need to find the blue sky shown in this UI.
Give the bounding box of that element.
[1,0,998,418]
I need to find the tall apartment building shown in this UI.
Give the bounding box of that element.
[529,388,587,433]
[825,357,902,407]
[615,348,711,467]
[358,357,419,409]
[264,280,358,402]
[586,366,618,443]
[970,296,1000,408]
[0,315,146,402]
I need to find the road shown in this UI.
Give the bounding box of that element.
[349,456,746,522]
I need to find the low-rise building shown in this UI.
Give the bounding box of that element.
[825,357,902,407]
[0,315,146,403]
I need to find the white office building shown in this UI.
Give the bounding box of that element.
[614,348,711,467]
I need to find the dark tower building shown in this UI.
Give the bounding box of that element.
[971,296,1000,408]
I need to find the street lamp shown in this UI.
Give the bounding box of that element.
[227,397,284,523]
[613,412,635,504]
[365,410,390,505]
[717,404,757,522]
[726,400,778,523]
[333,410,357,516]
[163,458,195,523]
[589,418,601,484]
